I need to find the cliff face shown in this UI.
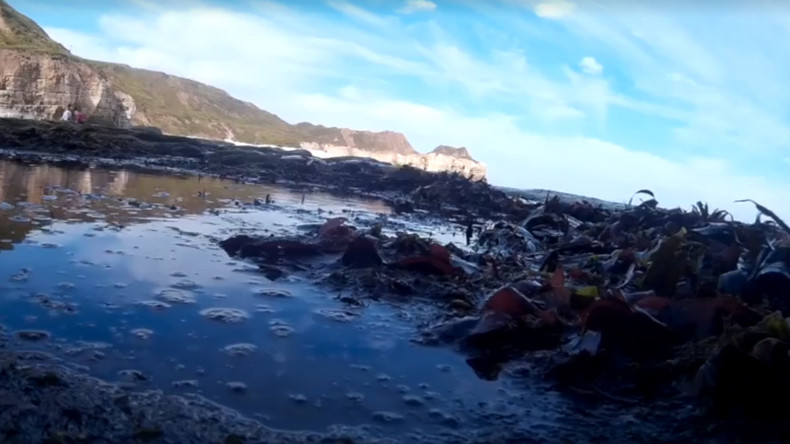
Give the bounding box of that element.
[0,0,487,180]
[431,145,473,160]
[298,140,487,180]
[411,146,487,180]
[295,123,417,155]
[0,50,135,126]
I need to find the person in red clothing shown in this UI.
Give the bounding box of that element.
[73,107,88,124]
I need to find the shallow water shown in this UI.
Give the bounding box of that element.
[0,160,592,440]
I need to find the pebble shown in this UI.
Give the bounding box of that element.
[346,392,365,402]
[131,328,154,340]
[403,395,426,406]
[222,343,257,357]
[254,289,293,298]
[372,411,405,423]
[118,369,147,382]
[14,330,50,342]
[226,381,248,393]
[172,380,199,389]
[156,289,196,304]
[288,394,308,404]
[200,308,249,324]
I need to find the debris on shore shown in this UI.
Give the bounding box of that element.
[222,192,790,441]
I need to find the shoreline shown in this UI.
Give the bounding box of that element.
[0,118,519,222]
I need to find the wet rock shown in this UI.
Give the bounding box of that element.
[314,308,356,322]
[396,244,461,276]
[171,379,199,389]
[220,235,321,261]
[478,221,541,256]
[483,286,543,317]
[695,344,790,420]
[317,217,357,253]
[171,279,202,291]
[269,320,295,337]
[200,308,249,324]
[9,268,31,282]
[226,381,248,393]
[748,262,790,315]
[14,330,50,342]
[253,289,292,298]
[118,369,147,382]
[751,337,789,364]
[130,328,154,340]
[372,411,405,423]
[402,394,426,406]
[257,264,286,281]
[466,356,505,381]
[423,316,480,345]
[222,343,257,357]
[288,393,308,404]
[139,300,172,310]
[342,236,383,268]
[156,289,196,304]
[584,298,672,358]
[718,269,749,295]
[345,392,364,402]
[655,296,761,341]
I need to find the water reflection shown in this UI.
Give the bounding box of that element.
[0,159,392,252]
[0,159,571,439]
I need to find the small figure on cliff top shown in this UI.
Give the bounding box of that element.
[60,104,73,122]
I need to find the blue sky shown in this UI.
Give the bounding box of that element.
[10,0,790,220]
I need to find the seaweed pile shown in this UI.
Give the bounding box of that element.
[223,190,790,441]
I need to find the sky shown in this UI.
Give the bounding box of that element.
[9,0,790,221]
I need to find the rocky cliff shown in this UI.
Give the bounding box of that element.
[0,50,136,126]
[405,145,486,179]
[0,0,487,180]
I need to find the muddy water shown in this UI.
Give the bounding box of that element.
[0,160,592,441]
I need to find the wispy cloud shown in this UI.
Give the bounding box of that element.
[397,0,437,14]
[533,0,575,19]
[40,0,790,221]
[579,56,602,75]
[327,1,389,27]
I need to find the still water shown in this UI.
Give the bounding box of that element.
[0,160,581,440]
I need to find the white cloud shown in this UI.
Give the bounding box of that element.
[283,88,784,221]
[579,56,603,75]
[519,1,790,156]
[328,1,389,27]
[41,1,790,222]
[533,0,575,19]
[397,0,437,14]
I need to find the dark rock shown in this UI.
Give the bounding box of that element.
[396,244,461,276]
[342,236,383,268]
[697,345,790,420]
[585,298,672,359]
[482,286,543,317]
[219,236,321,261]
[257,264,285,281]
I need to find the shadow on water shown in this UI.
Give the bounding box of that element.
[0,159,579,440]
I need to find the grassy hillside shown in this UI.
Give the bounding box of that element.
[0,0,68,54]
[93,62,304,146]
